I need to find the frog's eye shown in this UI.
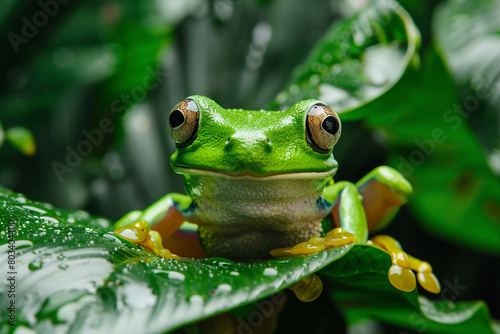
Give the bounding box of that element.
[305,103,341,153]
[168,99,199,147]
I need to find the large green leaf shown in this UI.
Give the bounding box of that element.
[0,187,353,333]
[1,187,498,333]
[320,246,500,334]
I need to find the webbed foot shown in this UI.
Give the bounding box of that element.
[368,235,440,293]
[114,220,180,259]
[269,227,357,257]
[270,227,357,302]
[289,274,323,302]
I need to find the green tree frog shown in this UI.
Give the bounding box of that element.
[114,95,440,296]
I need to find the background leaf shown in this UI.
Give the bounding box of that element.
[434,0,500,157]
[5,127,36,156]
[380,47,500,254]
[269,0,420,116]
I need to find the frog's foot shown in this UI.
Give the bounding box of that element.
[270,227,358,258]
[114,220,180,259]
[289,274,323,302]
[368,235,440,294]
[269,228,356,302]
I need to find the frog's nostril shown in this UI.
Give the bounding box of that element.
[224,136,236,151]
[264,137,272,153]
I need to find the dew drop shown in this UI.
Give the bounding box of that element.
[218,261,232,268]
[166,271,185,281]
[103,232,123,244]
[15,240,33,249]
[263,268,278,276]
[29,259,43,271]
[189,294,204,305]
[217,283,232,293]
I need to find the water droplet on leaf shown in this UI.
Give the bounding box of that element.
[29,259,43,271]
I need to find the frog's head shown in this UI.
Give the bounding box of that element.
[167,95,341,180]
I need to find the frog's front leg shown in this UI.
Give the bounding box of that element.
[114,193,205,259]
[272,166,440,296]
[355,166,413,232]
[350,166,440,293]
[336,166,439,294]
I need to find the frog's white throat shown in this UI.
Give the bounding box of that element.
[180,170,333,259]
[177,167,334,222]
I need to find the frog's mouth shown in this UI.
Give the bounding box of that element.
[172,166,337,180]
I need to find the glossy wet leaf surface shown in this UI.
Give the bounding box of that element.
[0,187,352,333]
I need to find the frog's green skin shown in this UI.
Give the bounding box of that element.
[116,96,412,260]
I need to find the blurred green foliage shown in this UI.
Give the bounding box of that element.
[0,0,499,333]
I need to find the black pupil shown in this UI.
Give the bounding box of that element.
[322,116,339,135]
[169,109,185,128]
